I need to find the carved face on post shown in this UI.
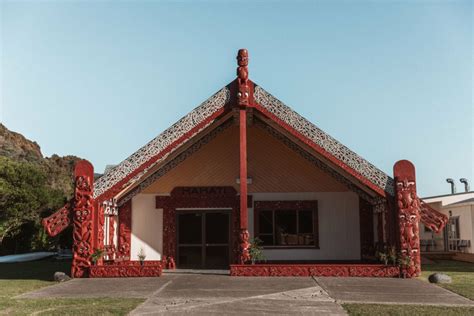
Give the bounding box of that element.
[237,49,249,67]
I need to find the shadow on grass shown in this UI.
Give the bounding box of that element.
[0,259,71,280]
[422,260,474,273]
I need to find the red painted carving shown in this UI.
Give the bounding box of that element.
[171,186,236,197]
[230,264,399,277]
[236,49,251,265]
[238,229,250,264]
[236,49,250,108]
[96,108,227,203]
[71,160,95,278]
[42,201,73,237]
[96,201,105,257]
[394,160,421,278]
[420,201,448,233]
[253,103,389,198]
[156,187,239,268]
[117,200,131,259]
[89,261,162,278]
[359,198,375,258]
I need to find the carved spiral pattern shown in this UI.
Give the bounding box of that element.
[230,264,399,277]
[42,202,72,237]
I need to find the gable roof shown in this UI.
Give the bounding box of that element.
[253,85,394,196]
[93,86,231,199]
[93,82,394,201]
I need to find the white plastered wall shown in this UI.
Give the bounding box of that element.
[446,204,474,253]
[250,192,360,261]
[130,194,163,260]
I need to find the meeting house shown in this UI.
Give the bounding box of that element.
[43,49,448,278]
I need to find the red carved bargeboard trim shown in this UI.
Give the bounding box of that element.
[89,262,162,278]
[420,201,448,233]
[252,103,388,198]
[42,201,73,237]
[156,187,239,268]
[95,108,228,203]
[230,264,399,277]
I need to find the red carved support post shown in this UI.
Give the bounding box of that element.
[96,200,105,264]
[117,200,132,260]
[71,160,95,278]
[394,160,421,278]
[237,49,250,264]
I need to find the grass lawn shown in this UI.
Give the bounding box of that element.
[0,259,143,315]
[421,259,474,300]
[343,303,474,316]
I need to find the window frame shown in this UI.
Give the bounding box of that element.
[254,200,319,249]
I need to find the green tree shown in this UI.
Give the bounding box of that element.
[0,157,64,248]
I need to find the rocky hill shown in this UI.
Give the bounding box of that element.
[0,123,81,197]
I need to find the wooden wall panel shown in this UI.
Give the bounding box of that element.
[142,125,348,194]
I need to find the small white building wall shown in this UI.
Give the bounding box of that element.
[250,192,361,261]
[421,192,474,253]
[130,194,163,260]
[423,192,474,206]
[447,204,474,253]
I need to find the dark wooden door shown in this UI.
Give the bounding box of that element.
[177,210,230,269]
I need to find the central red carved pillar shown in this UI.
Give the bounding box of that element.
[394,160,421,278]
[237,48,250,264]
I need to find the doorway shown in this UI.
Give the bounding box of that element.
[176,210,231,269]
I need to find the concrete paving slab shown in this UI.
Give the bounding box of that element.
[17,276,175,299]
[130,274,346,315]
[316,277,474,306]
[159,274,318,298]
[19,274,472,314]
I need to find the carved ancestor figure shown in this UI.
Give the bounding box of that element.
[394,160,421,278]
[71,161,95,278]
[239,229,251,264]
[236,49,250,108]
[117,201,132,260]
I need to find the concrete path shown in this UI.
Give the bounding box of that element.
[316,277,474,306]
[130,274,345,315]
[18,274,474,315]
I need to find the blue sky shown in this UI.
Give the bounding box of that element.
[1,0,472,197]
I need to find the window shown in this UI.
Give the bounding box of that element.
[254,201,318,248]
